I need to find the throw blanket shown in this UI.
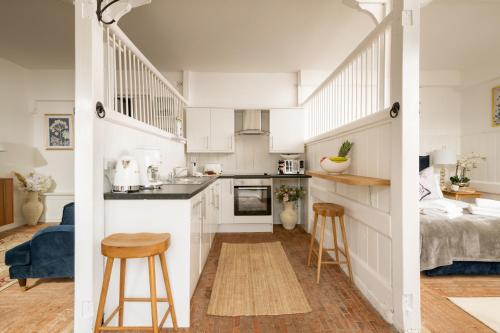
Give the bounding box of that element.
[420,213,500,271]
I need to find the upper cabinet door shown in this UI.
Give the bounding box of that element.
[269,108,305,153]
[210,108,235,153]
[186,108,211,153]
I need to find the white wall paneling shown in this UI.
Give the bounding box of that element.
[306,114,393,321]
[40,192,74,223]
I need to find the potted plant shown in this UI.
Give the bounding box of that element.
[14,172,52,226]
[275,185,306,230]
[449,153,486,189]
[320,140,354,174]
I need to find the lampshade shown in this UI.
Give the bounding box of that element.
[0,143,7,152]
[432,148,456,165]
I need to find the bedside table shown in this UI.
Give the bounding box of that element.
[442,190,482,201]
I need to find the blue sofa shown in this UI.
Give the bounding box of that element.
[5,202,74,288]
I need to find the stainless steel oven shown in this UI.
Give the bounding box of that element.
[233,178,272,216]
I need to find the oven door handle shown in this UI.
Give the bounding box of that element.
[236,187,269,190]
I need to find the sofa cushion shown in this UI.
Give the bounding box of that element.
[5,241,31,266]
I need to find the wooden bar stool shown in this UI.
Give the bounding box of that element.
[94,233,178,333]
[307,202,353,283]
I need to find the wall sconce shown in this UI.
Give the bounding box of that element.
[96,0,151,25]
[0,143,7,152]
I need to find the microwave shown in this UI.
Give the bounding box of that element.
[278,160,305,175]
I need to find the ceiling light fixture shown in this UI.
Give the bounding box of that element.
[96,0,151,25]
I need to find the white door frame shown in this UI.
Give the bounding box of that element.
[74,1,105,331]
[390,0,421,331]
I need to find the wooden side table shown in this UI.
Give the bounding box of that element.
[442,190,482,201]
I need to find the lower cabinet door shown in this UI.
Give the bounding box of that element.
[190,199,202,297]
[220,179,234,224]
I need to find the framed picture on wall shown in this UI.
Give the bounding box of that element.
[45,114,74,150]
[493,86,500,127]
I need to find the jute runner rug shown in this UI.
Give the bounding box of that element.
[207,241,312,316]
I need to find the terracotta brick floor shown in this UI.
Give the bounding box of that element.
[170,225,395,333]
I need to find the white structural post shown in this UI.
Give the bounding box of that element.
[389,0,421,331]
[74,0,105,332]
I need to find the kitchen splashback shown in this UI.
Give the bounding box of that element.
[188,135,301,174]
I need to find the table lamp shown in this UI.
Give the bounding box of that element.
[432,148,456,190]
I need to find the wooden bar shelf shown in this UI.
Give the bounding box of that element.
[306,171,390,186]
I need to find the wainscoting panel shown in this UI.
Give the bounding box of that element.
[305,114,393,322]
[40,193,74,223]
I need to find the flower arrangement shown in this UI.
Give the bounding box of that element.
[275,185,306,203]
[450,153,486,186]
[14,172,52,193]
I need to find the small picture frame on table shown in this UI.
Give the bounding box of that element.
[493,86,500,127]
[45,114,74,150]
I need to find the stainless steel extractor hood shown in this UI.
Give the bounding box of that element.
[237,110,267,135]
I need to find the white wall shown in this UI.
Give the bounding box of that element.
[460,65,500,198]
[102,121,186,191]
[0,58,34,230]
[419,66,500,197]
[297,70,331,104]
[419,70,461,155]
[184,71,300,172]
[0,60,75,229]
[188,72,297,108]
[30,70,75,193]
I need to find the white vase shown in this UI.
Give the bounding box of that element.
[280,201,298,230]
[22,191,43,226]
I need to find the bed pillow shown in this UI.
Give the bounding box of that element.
[419,166,443,201]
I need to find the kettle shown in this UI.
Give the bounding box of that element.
[113,155,141,192]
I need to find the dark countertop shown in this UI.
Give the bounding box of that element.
[219,174,311,179]
[104,174,310,200]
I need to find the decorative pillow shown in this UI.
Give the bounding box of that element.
[419,166,443,201]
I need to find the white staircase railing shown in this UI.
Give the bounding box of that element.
[302,12,395,140]
[104,25,188,137]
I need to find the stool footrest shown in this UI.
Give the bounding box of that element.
[123,297,169,302]
[98,306,173,332]
[99,326,155,331]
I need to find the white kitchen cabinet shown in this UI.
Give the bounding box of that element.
[186,108,211,152]
[219,179,234,224]
[210,108,235,152]
[186,108,234,153]
[269,108,305,153]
